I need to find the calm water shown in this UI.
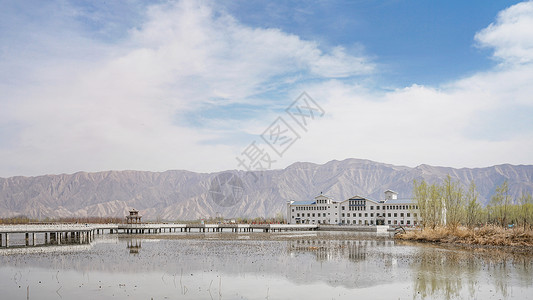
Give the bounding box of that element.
[0,231,532,299]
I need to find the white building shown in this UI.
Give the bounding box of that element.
[286,190,420,226]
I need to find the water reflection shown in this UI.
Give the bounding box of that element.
[288,239,395,263]
[0,232,91,248]
[0,233,531,299]
[401,242,533,300]
[126,239,142,255]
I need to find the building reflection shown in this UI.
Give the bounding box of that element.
[127,239,142,255]
[288,239,394,262]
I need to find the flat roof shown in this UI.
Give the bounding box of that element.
[291,200,316,205]
[382,198,415,204]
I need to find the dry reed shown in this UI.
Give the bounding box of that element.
[395,225,533,247]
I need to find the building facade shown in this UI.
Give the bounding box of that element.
[286,190,420,226]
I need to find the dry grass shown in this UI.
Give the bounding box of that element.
[395,225,533,247]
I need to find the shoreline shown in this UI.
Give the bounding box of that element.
[394,225,533,251]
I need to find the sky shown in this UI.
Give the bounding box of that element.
[0,0,532,177]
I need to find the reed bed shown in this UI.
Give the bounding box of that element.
[395,225,533,247]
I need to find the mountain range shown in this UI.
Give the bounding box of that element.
[1,158,532,220]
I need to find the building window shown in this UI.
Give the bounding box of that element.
[388,213,391,217]
[342,213,345,217]
[342,206,345,210]
[365,213,368,217]
[407,213,410,217]
[297,213,300,217]
[414,213,417,218]
[370,213,374,217]
[394,213,397,217]
[370,206,374,210]
[312,213,315,217]
[400,213,404,217]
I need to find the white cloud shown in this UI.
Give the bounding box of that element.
[475,0,533,65]
[1,0,532,177]
[254,1,533,170]
[0,0,373,177]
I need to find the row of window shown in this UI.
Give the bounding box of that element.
[342,205,419,211]
[339,219,416,225]
[294,206,336,211]
[296,213,330,218]
[348,200,365,205]
[341,212,417,218]
[295,219,418,225]
[295,212,418,218]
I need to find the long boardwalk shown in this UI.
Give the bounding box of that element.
[0,223,389,247]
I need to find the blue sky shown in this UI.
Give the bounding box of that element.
[0,0,532,176]
[221,0,510,86]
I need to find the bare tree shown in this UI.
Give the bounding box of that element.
[413,179,445,229]
[489,180,513,227]
[443,175,464,229]
[518,192,533,229]
[465,180,481,228]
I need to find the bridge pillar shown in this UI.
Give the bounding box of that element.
[5,233,9,247]
[32,233,36,246]
[0,233,2,247]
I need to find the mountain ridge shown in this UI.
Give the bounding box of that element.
[1,158,532,220]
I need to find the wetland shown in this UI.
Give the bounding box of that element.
[0,231,532,299]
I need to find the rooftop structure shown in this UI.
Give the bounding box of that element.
[126,209,142,224]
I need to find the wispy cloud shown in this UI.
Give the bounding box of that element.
[0,0,374,176]
[259,1,533,169]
